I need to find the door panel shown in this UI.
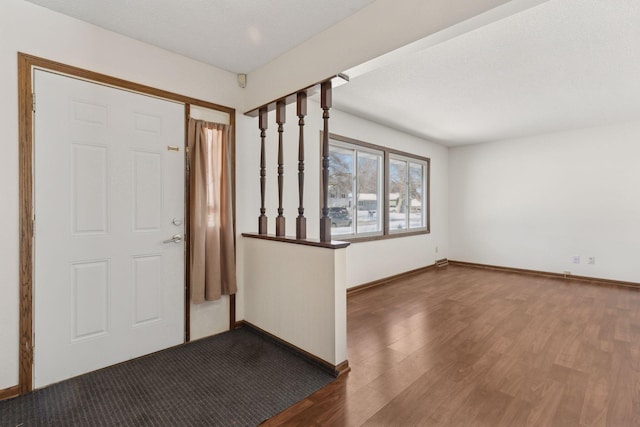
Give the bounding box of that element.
[71,260,110,341]
[71,143,109,234]
[33,70,185,388]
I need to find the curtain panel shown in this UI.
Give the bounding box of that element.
[187,118,237,303]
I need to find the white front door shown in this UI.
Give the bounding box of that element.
[33,70,185,388]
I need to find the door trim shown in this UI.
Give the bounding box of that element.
[18,52,236,394]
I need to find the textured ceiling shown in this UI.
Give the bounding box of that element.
[333,0,640,146]
[23,0,374,74]
[23,0,640,147]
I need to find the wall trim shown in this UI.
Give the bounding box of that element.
[17,52,237,395]
[239,321,350,377]
[347,263,437,295]
[449,260,640,290]
[0,385,20,401]
[232,320,244,330]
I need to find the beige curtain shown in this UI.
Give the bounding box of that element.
[188,118,237,303]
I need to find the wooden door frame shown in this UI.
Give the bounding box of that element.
[17,53,237,394]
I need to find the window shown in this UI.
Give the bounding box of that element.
[388,155,427,232]
[328,139,383,237]
[325,134,429,241]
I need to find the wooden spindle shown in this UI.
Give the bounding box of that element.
[296,92,307,239]
[258,107,268,234]
[276,100,286,236]
[320,81,332,242]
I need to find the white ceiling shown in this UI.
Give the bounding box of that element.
[334,0,640,146]
[23,0,374,74]
[23,0,640,147]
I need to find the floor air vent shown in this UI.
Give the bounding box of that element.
[436,258,449,268]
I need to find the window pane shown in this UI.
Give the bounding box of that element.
[328,145,354,235]
[408,162,424,229]
[356,151,382,234]
[389,158,408,231]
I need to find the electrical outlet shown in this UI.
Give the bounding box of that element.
[435,246,439,253]
[571,255,580,264]
[588,256,595,265]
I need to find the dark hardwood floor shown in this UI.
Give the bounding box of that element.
[263,264,640,426]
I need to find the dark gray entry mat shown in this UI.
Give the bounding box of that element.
[0,327,334,426]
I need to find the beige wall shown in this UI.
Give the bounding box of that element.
[449,120,640,283]
[243,238,347,365]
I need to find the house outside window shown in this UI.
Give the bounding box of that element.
[328,138,383,236]
[389,155,427,232]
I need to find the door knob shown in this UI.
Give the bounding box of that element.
[163,234,183,244]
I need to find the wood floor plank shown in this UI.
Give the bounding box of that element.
[497,397,533,427]
[265,265,640,426]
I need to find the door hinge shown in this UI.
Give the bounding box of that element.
[32,93,36,112]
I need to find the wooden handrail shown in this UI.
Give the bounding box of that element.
[244,74,348,117]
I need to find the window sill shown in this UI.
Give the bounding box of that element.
[336,229,429,244]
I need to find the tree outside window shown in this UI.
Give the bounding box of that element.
[325,133,429,241]
[328,140,382,236]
